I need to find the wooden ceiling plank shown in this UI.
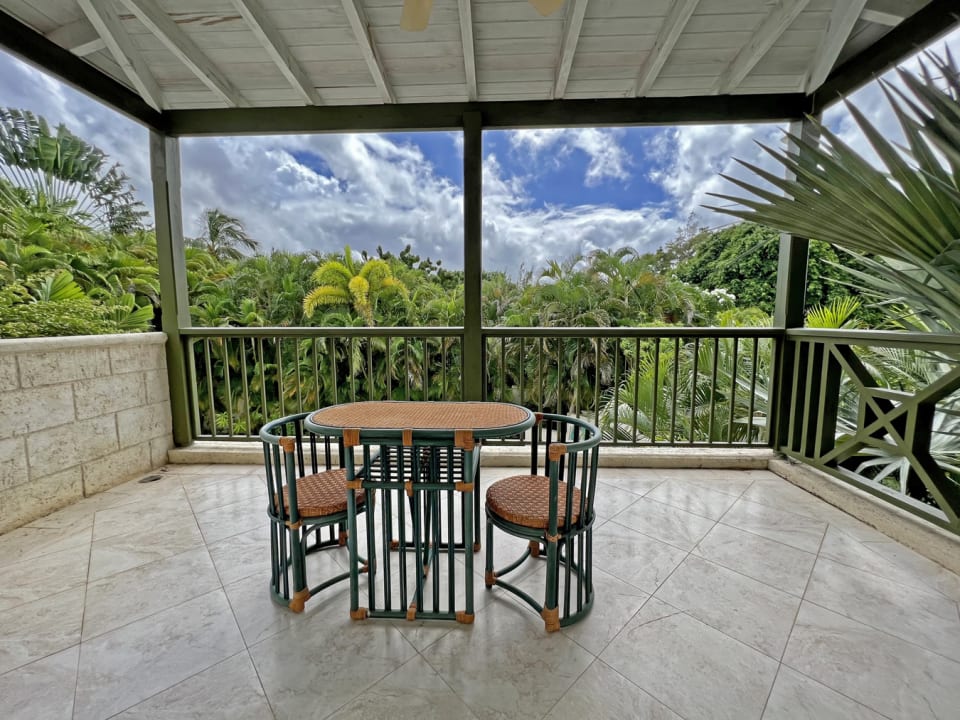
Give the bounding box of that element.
[805,0,867,92]
[633,0,699,96]
[229,0,322,105]
[714,0,811,94]
[457,0,478,101]
[45,17,105,56]
[339,0,396,104]
[119,0,248,107]
[77,0,163,111]
[552,0,589,99]
[860,0,919,27]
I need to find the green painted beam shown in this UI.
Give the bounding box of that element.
[0,10,165,131]
[151,132,193,446]
[462,111,483,401]
[812,0,960,112]
[163,94,811,136]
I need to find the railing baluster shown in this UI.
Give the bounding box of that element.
[727,337,739,444]
[224,338,234,437]
[276,337,285,418]
[690,337,700,444]
[204,338,216,439]
[328,337,338,406]
[386,336,393,400]
[499,337,506,402]
[748,338,759,444]
[366,336,374,401]
[670,337,680,444]
[708,337,719,443]
[612,338,621,443]
[650,338,660,444]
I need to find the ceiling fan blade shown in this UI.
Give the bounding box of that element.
[529,0,564,16]
[400,0,434,31]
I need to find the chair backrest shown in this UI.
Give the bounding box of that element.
[260,411,345,526]
[530,413,601,532]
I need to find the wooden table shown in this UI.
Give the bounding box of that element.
[306,401,535,623]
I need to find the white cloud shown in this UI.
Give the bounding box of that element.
[509,128,631,185]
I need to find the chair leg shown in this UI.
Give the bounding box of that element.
[288,525,310,613]
[484,519,496,588]
[542,537,560,632]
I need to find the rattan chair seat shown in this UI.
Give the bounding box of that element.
[486,474,581,529]
[279,469,364,518]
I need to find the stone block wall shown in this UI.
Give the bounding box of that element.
[0,333,173,533]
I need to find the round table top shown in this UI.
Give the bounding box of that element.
[306,401,533,438]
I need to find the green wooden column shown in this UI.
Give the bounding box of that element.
[770,117,818,450]
[462,111,483,401]
[150,131,193,446]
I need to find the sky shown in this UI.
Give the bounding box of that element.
[1,27,958,274]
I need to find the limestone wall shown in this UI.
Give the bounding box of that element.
[0,333,173,533]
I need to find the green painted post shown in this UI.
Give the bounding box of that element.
[150,131,193,446]
[463,111,483,401]
[770,117,818,451]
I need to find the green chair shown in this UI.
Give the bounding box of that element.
[260,412,375,612]
[484,413,601,631]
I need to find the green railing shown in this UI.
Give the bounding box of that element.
[780,329,960,532]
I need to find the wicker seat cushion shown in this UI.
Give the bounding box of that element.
[486,474,581,529]
[280,469,364,518]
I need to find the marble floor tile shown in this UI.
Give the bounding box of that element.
[91,489,193,542]
[250,610,416,718]
[592,481,641,519]
[762,665,886,720]
[663,471,755,498]
[861,538,960,602]
[739,476,833,519]
[87,515,204,581]
[601,597,779,720]
[207,523,273,586]
[545,660,682,720]
[423,599,593,719]
[612,497,717,551]
[327,655,478,720]
[194,496,265,545]
[184,473,266,514]
[111,652,272,720]
[82,547,222,640]
[591,469,664,496]
[645,479,739,520]
[783,601,960,720]
[804,556,960,662]
[0,543,90,613]
[591,520,688,594]
[654,555,801,658]
[0,586,84,675]
[693,522,816,597]
[73,590,245,720]
[719,498,827,553]
[0,522,91,569]
[0,645,78,720]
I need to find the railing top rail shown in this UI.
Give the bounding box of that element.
[787,328,960,349]
[180,326,465,338]
[482,326,783,338]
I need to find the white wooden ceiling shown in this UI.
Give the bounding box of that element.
[1,0,934,111]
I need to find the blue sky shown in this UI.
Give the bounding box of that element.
[1,27,958,273]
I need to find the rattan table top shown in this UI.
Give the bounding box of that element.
[307,401,533,437]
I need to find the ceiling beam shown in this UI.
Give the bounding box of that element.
[78,0,163,111]
[457,0,477,101]
[45,18,105,56]
[119,0,248,107]
[340,0,395,104]
[553,0,589,99]
[715,0,810,94]
[634,0,699,97]
[0,10,164,129]
[229,0,321,105]
[860,0,925,27]
[813,0,960,112]
[805,0,867,93]
[165,93,812,136]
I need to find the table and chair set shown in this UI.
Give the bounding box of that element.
[259,401,601,632]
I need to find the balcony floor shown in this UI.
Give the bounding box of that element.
[1,465,959,720]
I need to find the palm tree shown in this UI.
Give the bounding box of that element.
[0,108,145,234]
[302,245,408,326]
[190,209,260,262]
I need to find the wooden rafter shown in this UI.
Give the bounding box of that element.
[633,0,699,97]
[457,0,477,101]
[861,0,925,27]
[340,0,395,104]
[77,0,162,111]
[119,0,248,107]
[715,0,811,94]
[230,0,321,105]
[805,0,868,93]
[553,0,589,99]
[45,18,105,57]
